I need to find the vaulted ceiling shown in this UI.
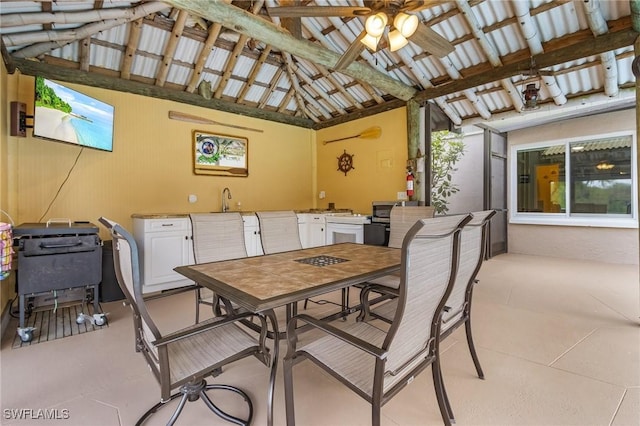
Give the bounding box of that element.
[1,1,638,132]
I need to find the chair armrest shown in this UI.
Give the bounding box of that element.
[287,314,387,360]
[363,283,399,298]
[153,311,263,347]
[357,283,400,322]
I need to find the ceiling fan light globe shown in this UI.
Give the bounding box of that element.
[365,13,388,37]
[394,13,419,38]
[361,34,380,51]
[388,30,408,51]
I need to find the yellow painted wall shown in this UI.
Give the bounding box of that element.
[8,72,316,237]
[1,58,17,325]
[0,67,413,319]
[316,108,409,215]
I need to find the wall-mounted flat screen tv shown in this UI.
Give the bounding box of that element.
[33,76,114,152]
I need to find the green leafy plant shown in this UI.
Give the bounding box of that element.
[431,130,465,215]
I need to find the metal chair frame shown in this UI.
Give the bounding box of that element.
[283,214,472,426]
[100,217,278,426]
[190,213,248,323]
[356,210,496,422]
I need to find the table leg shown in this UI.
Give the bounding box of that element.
[264,309,279,426]
[285,302,298,324]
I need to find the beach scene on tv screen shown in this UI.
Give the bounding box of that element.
[33,77,114,151]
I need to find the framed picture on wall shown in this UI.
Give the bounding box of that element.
[193,130,248,177]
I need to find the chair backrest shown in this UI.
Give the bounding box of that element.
[98,217,162,364]
[256,211,302,254]
[443,210,496,319]
[189,213,247,263]
[382,214,471,379]
[388,206,436,248]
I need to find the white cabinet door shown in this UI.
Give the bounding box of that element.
[243,214,264,257]
[308,222,325,247]
[297,214,325,248]
[146,232,191,283]
[133,218,194,293]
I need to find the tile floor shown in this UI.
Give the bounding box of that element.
[1,253,638,425]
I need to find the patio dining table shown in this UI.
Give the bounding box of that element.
[174,242,401,426]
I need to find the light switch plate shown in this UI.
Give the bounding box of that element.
[397,191,408,200]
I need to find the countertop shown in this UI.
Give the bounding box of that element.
[131,209,353,219]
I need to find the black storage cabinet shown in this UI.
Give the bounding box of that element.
[364,223,390,246]
[13,221,102,330]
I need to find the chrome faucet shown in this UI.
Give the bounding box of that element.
[222,187,232,212]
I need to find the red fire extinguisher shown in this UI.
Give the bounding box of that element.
[406,171,414,197]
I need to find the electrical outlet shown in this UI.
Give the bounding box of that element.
[319,191,326,199]
[397,191,408,200]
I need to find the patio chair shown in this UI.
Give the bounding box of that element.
[190,213,247,323]
[256,211,315,314]
[255,211,303,254]
[359,210,496,421]
[99,217,277,426]
[283,214,472,426]
[356,205,435,319]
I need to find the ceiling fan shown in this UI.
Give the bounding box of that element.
[266,1,455,69]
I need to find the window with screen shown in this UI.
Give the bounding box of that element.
[511,133,636,227]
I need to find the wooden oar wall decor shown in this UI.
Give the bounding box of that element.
[168,111,264,133]
[322,126,382,145]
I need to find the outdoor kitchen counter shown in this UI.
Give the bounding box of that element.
[131,209,354,219]
[131,212,256,219]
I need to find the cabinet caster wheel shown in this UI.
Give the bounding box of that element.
[93,315,106,326]
[17,327,35,343]
[20,331,33,342]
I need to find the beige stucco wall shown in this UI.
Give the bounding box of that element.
[508,108,639,265]
[509,224,637,264]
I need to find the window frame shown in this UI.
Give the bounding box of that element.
[509,131,638,229]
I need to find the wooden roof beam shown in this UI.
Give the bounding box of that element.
[414,26,638,102]
[9,2,169,58]
[237,45,273,103]
[163,0,416,101]
[156,9,188,87]
[214,0,264,99]
[120,18,143,80]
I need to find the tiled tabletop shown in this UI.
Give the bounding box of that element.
[175,243,401,312]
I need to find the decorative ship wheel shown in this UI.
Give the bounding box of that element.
[337,150,354,176]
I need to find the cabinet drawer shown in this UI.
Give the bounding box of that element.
[144,218,190,232]
[297,214,325,224]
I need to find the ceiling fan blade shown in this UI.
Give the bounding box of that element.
[408,23,454,57]
[403,0,446,12]
[266,6,371,18]
[334,30,367,71]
